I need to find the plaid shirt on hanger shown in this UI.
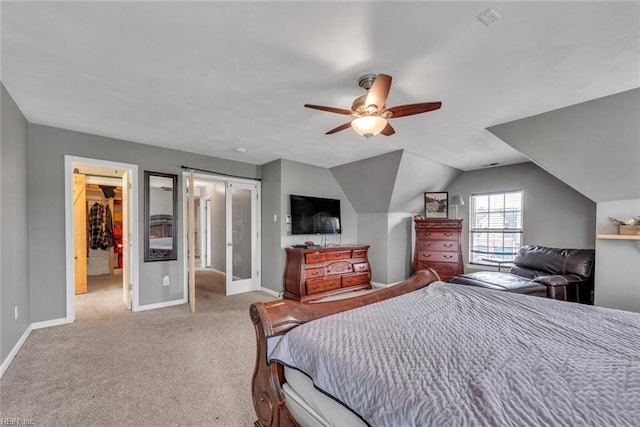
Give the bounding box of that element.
[88,202,107,250]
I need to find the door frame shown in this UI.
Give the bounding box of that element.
[182,171,261,299]
[64,156,140,322]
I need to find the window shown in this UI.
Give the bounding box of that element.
[469,190,523,264]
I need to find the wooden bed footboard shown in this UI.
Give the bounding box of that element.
[249,269,441,427]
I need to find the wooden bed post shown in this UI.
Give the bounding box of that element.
[249,269,440,427]
[250,303,299,427]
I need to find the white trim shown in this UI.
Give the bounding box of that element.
[371,281,395,289]
[0,325,32,378]
[259,287,281,298]
[64,156,140,322]
[136,298,187,312]
[31,317,72,330]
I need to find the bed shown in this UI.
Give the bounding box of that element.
[250,269,640,427]
[148,214,174,258]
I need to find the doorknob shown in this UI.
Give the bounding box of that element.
[227,242,232,246]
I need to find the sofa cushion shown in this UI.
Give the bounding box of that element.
[512,246,595,280]
[533,274,582,287]
[448,272,547,296]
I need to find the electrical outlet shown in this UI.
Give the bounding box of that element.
[163,276,170,287]
[15,306,18,320]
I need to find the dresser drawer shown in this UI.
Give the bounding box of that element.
[305,252,326,264]
[415,221,461,230]
[341,273,370,287]
[417,231,459,241]
[351,249,368,259]
[304,267,325,280]
[416,240,458,252]
[352,262,370,273]
[306,277,341,295]
[416,261,461,278]
[418,251,459,263]
[325,250,352,261]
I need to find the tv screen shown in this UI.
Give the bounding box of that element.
[290,195,341,235]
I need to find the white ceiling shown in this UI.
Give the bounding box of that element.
[2,1,639,170]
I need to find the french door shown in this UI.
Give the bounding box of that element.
[184,172,260,309]
[225,181,259,296]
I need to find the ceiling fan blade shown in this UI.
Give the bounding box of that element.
[386,102,442,118]
[304,104,354,115]
[364,74,392,110]
[380,122,395,136]
[326,122,352,135]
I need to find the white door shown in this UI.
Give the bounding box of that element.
[121,170,132,309]
[225,181,260,295]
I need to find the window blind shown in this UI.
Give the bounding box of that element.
[469,190,523,264]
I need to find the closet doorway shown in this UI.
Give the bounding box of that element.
[182,171,261,312]
[64,156,139,322]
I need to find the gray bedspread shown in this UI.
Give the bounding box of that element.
[267,282,640,426]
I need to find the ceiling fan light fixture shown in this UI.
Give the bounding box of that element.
[351,116,387,139]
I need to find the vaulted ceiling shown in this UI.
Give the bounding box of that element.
[2,1,638,171]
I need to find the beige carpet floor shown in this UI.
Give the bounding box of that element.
[0,270,274,426]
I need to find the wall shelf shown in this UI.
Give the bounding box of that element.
[597,234,640,240]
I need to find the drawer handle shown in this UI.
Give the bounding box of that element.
[444,243,453,247]
[310,271,319,276]
[444,255,453,259]
[444,233,453,236]
[312,285,320,290]
[424,254,431,257]
[357,265,365,269]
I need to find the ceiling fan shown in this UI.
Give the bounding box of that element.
[304,73,442,139]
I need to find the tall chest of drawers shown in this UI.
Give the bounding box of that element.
[412,219,463,280]
[284,245,372,302]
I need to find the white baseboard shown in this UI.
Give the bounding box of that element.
[32,317,71,330]
[136,298,186,312]
[260,287,281,298]
[372,281,402,289]
[0,324,32,379]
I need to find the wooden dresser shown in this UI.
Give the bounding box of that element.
[284,245,372,302]
[412,218,463,280]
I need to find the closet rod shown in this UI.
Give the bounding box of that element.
[180,165,261,182]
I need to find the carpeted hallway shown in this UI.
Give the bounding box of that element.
[0,270,274,426]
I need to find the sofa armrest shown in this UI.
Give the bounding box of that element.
[532,274,582,287]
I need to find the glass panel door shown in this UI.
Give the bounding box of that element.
[225,181,259,295]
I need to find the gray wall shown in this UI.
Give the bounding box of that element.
[260,160,282,291]
[28,124,260,321]
[1,83,31,363]
[488,88,640,203]
[594,199,640,312]
[280,159,358,248]
[332,150,462,284]
[260,159,358,293]
[447,162,596,271]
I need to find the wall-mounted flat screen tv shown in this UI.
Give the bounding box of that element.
[290,194,341,235]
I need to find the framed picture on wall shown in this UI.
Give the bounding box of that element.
[424,192,448,218]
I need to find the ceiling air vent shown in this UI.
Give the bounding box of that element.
[477,8,501,26]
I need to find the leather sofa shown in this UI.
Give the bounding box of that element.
[448,245,595,304]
